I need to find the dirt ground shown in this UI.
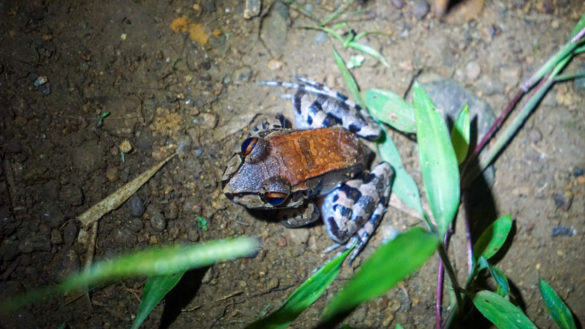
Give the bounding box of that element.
[1,0,584,328]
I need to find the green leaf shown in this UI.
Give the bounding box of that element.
[347,42,390,67]
[246,247,351,329]
[472,290,537,329]
[570,12,585,39]
[332,48,364,107]
[131,272,186,329]
[363,89,416,133]
[377,128,423,216]
[473,214,513,261]
[539,279,577,329]
[395,324,404,329]
[487,263,510,298]
[412,82,460,238]
[451,105,470,164]
[321,228,438,321]
[1,237,259,312]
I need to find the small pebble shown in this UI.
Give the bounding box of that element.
[148,205,167,231]
[129,195,145,217]
[412,0,430,20]
[276,235,287,247]
[201,61,211,70]
[243,0,261,19]
[552,225,577,237]
[465,61,481,81]
[552,191,572,211]
[187,221,200,241]
[119,139,132,153]
[166,201,179,220]
[233,66,253,84]
[391,0,404,9]
[106,167,120,182]
[528,128,542,143]
[195,113,218,129]
[267,59,283,71]
[313,31,327,44]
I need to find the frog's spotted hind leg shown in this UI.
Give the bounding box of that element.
[321,162,393,262]
[258,77,381,140]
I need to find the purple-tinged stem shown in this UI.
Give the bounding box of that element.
[467,89,523,168]
[436,229,453,329]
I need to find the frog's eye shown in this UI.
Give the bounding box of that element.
[241,137,269,163]
[260,176,290,207]
[263,192,288,206]
[241,137,257,155]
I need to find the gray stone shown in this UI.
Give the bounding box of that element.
[243,0,261,19]
[412,0,430,20]
[129,195,145,217]
[260,1,288,56]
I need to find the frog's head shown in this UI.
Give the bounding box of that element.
[222,137,291,209]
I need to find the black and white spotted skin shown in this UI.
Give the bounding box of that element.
[259,77,382,140]
[223,77,393,261]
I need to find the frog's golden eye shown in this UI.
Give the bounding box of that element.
[261,176,290,206]
[241,137,257,155]
[241,137,269,163]
[264,192,288,206]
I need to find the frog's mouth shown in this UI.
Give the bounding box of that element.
[225,192,269,209]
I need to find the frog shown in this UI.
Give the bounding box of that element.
[222,76,393,261]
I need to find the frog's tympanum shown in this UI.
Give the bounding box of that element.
[222,77,393,261]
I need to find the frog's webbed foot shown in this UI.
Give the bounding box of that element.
[248,113,290,137]
[258,77,381,140]
[278,201,320,228]
[321,162,393,262]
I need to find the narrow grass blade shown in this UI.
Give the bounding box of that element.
[321,228,438,322]
[570,12,585,39]
[332,48,364,106]
[413,82,460,238]
[131,272,186,329]
[451,105,470,165]
[473,290,537,329]
[347,42,390,67]
[487,264,510,298]
[377,128,423,217]
[539,279,577,329]
[246,247,351,329]
[363,89,416,133]
[473,214,512,261]
[1,237,259,312]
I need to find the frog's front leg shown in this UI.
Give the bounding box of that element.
[321,162,393,261]
[248,114,289,137]
[277,201,320,228]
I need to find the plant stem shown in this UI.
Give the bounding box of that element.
[436,229,453,329]
[467,56,571,184]
[521,27,584,91]
[437,243,462,312]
